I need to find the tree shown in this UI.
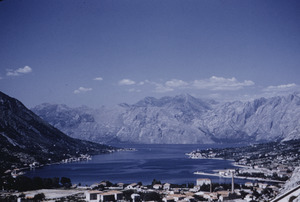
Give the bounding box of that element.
[188,183,194,188]
[141,192,162,201]
[122,190,134,201]
[43,178,53,188]
[34,193,45,201]
[105,181,113,187]
[60,177,71,188]
[200,184,210,192]
[18,193,25,198]
[52,177,60,187]
[152,179,161,185]
[33,177,43,189]
[15,176,33,191]
[193,195,208,201]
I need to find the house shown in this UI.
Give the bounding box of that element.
[278,171,288,177]
[228,169,235,173]
[153,184,163,189]
[190,185,200,192]
[183,196,195,202]
[131,193,140,202]
[258,183,268,189]
[99,191,123,202]
[108,186,123,190]
[244,194,254,202]
[256,188,263,194]
[196,178,211,186]
[203,192,218,200]
[218,170,226,176]
[172,188,181,194]
[245,182,253,187]
[86,190,102,201]
[162,196,175,202]
[90,183,100,189]
[29,162,39,169]
[85,190,123,202]
[194,191,210,196]
[117,183,124,188]
[217,190,230,198]
[99,181,107,187]
[163,183,171,190]
[215,191,230,201]
[268,185,279,192]
[126,183,138,189]
[164,194,185,201]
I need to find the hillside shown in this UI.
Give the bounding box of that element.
[32,93,300,144]
[0,91,114,173]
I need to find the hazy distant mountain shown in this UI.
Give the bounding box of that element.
[0,91,114,173]
[116,94,214,144]
[197,93,300,143]
[32,103,124,144]
[32,93,300,144]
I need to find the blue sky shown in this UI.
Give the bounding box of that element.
[0,0,299,108]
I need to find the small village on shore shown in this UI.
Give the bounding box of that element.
[186,139,300,183]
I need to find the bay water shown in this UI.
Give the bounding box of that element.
[25,144,248,186]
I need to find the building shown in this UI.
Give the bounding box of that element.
[86,190,102,201]
[85,190,123,202]
[153,184,163,189]
[245,182,253,187]
[196,178,211,186]
[99,191,123,202]
[258,183,268,189]
[126,183,138,190]
[131,193,140,202]
[163,194,185,202]
[163,183,171,190]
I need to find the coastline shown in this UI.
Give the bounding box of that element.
[8,149,126,178]
[193,171,284,183]
[187,153,284,183]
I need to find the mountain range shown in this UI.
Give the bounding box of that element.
[0,91,114,173]
[32,93,300,144]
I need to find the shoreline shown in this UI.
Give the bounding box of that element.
[17,147,137,179]
[193,171,284,183]
[189,155,283,183]
[6,149,129,178]
[188,155,252,169]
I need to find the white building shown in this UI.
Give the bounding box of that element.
[153,184,163,189]
[126,183,138,190]
[131,193,140,202]
[85,190,102,201]
[163,183,171,190]
[245,182,253,187]
[85,190,123,202]
[196,178,211,186]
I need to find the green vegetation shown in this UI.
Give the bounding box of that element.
[0,176,72,192]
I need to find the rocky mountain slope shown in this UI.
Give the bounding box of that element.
[0,91,114,173]
[279,166,300,195]
[196,93,300,143]
[32,93,300,144]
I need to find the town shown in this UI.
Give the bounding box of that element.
[1,140,299,201]
[0,177,282,201]
[186,139,300,183]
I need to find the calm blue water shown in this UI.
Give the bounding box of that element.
[25,144,248,186]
